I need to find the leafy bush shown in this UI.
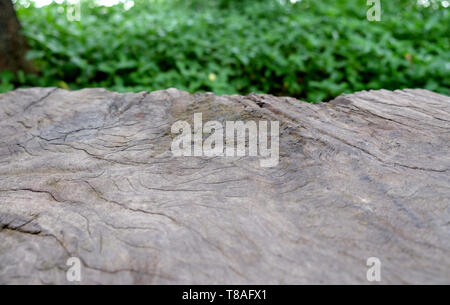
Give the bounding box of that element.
[5,0,450,102]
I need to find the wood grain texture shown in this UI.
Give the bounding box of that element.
[0,88,448,284]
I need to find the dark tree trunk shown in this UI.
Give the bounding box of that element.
[0,0,34,73]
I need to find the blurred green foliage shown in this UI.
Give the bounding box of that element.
[4,0,449,102]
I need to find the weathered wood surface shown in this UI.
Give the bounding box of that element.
[0,88,448,284]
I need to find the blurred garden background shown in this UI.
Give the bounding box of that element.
[1,0,449,102]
